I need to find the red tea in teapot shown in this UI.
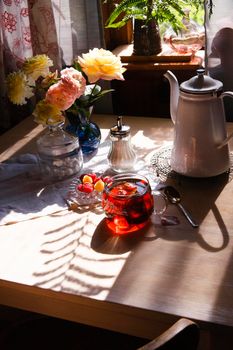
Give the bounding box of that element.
[102,174,154,234]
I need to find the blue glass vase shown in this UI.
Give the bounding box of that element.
[66,107,101,156]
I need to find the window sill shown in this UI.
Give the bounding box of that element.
[113,44,204,71]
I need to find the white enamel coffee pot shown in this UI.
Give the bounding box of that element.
[164,68,233,177]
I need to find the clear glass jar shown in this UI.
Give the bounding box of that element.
[37,123,83,181]
[107,116,137,173]
[163,9,205,56]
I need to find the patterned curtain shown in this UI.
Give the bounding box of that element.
[0,0,105,133]
[205,0,233,121]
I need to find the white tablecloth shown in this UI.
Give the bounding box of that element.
[0,139,113,225]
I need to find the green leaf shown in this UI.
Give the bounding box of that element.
[105,0,146,27]
[104,0,206,31]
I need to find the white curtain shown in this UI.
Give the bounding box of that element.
[205,0,233,121]
[52,0,104,66]
[0,0,106,132]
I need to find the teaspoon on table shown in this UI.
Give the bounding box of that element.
[164,186,199,228]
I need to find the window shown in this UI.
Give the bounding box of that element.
[101,3,205,117]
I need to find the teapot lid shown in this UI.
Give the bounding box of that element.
[180,68,223,94]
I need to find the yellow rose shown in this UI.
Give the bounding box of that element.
[6,71,34,105]
[22,54,53,82]
[78,48,126,83]
[33,100,65,126]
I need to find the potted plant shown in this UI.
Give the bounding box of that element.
[103,0,214,56]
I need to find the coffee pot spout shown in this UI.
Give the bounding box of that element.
[164,70,179,124]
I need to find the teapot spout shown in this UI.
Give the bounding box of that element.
[164,70,179,124]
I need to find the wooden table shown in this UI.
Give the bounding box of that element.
[1,114,233,347]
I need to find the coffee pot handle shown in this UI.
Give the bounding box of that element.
[217,91,233,149]
[221,91,233,99]
[217,131,233,149]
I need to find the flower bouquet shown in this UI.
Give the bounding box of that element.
[6,48,126,180]
[6,48,126,154]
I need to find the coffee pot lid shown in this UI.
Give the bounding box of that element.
[180,68,223,94]
[110,116,130,136]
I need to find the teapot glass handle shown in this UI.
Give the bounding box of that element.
[151,190,168,216]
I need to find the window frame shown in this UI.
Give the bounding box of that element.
[101,2,133,50]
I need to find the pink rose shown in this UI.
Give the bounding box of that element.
[45,79,77,110]
[61,67,86,98]
[45,80,77,111]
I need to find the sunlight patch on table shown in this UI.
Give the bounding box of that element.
[61,213,130,299]
[0,125,42,162]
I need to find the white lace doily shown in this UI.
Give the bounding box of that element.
[150,145,233,182]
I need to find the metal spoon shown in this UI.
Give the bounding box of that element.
[164,186,199,228]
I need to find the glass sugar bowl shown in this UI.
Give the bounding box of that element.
[107,116,137,173]
[37,122,83,181]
